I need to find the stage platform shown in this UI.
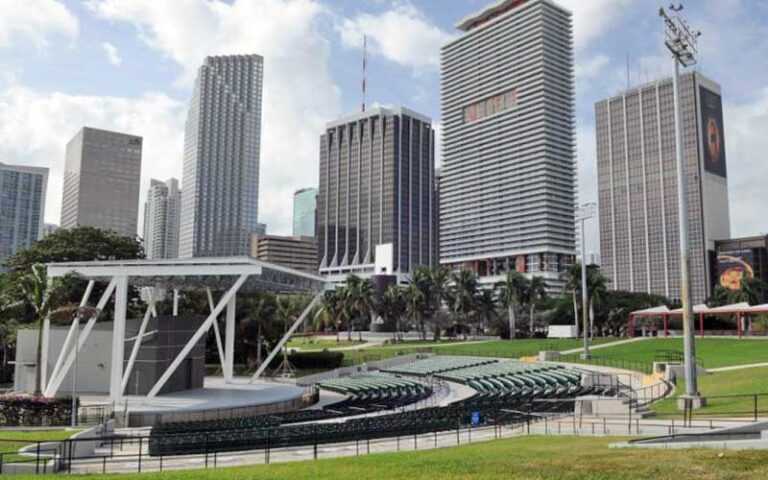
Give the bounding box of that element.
[82,377,310,427]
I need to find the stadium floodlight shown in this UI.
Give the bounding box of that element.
[659,3,703,404]
[577,202,596,360]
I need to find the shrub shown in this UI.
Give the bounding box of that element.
[0,396,76,427]
[276,350,344,370]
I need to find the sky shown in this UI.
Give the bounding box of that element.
[1,0,768,257]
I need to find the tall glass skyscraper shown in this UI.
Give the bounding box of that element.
[293,187,317,237]
[179,54,263,258]
[143,178,181,260]
[440,0,576,290]
[0,162,48,266]
[61,126,142,237]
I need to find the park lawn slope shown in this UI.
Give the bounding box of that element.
[343,338,616,366]
[653,365,768,417]
[0,430,79,463]
[585,338,768,369]
[11,436,768,480]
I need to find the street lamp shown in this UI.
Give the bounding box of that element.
[659,3,703,406]
[577,202,596,360]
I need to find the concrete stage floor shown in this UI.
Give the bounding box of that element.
[82,376,305,414]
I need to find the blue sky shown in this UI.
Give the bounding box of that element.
[1,0,768,255]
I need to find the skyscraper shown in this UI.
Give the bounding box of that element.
[317,107,438,281]
[596,72,730,303]
[61,127,142,237]
[440,0,576,289]
[293,187,317,237]
[251,234,318,273]
[0,162,48,266]
[179,54,263,258]
[143,178,181,260]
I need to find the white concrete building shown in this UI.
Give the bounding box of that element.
[439,0,576,290]
[143,178,181,260]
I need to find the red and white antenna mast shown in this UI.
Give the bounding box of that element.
[361,34,367,112]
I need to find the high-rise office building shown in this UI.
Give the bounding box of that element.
[179,54,263,258]
[61,126,142,237]
[0,162,48,266]
[143,178,181,260]
[440,0,576,289]
[42,223,59,238]
[293,187,317,237]
[317,107,438,281]
[596,72,730,303]
[251,234,318,273]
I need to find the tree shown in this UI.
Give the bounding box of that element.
[371,285,406,341]
[474,289,498,335]
[496,271,528,339]
[342,276,374,341]
[559,262,582,329]
[14,264,67,396]
[314,289,343,342]
[406,267,435,340]
[525,276,548,337]
[586,267,609,337]
[429,267,451,340]
[448,270,478,336]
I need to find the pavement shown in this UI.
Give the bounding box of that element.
[708,362,768,373]
[559,336,650,355]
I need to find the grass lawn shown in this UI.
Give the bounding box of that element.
[584,338,768,369]
[653,366,768,418]
[285,338,366,350]
[11,435,768,479]
[341,338,617,366]
[0,430,79,463]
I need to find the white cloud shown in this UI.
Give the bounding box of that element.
[101,41,122,66]
[557,0,637,51]
[0,0,79,49]
[724,88,768,237]
[0,84,185,227]
[87,0,341,235]
[336,1,453,70]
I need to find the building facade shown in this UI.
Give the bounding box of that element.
[440,0,576,290]
[317,107,438,281]
[596,72,731,303]
[179,54,263,258]
[293,187,317,237]
[42,223,59,238]
[251,234,318,273]
[61,127,142,237]
[712,235,768,292]
[143,178,181,260]
[0,162,48,266]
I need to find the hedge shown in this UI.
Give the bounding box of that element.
[0,396,76,427]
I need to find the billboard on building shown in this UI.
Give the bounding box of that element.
[717,250,754,290]
[699,86,727,178]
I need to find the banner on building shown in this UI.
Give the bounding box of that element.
[717,250,754,290]
[699,86,727,178]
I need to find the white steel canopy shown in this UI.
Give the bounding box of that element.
[42,257,329,402]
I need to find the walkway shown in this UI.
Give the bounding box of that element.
[708,362,768,373]
[559,336,650,355]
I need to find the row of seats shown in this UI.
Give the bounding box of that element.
[318,373,433,414]
[382,356,497,376]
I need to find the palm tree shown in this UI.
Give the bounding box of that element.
[314,289,343,342]
[496,271,528,339]
[559,262,582,328]
[372,284,406,341]
[586,267,609,337]
[429,267,451,340]
[526,276,548,337]
[449,270,478,337]
[474,288,498,335]
[408,267,434,340]
[239,296,270,368]
[16,264,65,396]
[344,276,374,341]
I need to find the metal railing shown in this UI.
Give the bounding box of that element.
[681,393,768,425]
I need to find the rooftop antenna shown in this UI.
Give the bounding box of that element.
[362,34,367,112]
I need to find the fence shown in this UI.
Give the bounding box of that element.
[681,393,768,425]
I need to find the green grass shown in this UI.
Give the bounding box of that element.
[10,435,768,479]
[285,338,366,350]
[341,338,616,366]
[653,366,768,418]
[0,430,79,463]
[585,338,768,369]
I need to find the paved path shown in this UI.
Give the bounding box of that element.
[708,362,768,373]
[559,336,650,355]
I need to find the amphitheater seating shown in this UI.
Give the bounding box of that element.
[318,373,433,414]
[382,356,497,376]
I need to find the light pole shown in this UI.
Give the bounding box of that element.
[660,3,703,405]
[577,202,596,360]
[70,315,80,428]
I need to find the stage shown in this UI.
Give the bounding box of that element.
[82,376,311,427]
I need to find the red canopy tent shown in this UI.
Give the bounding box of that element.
[628,303,768,338]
